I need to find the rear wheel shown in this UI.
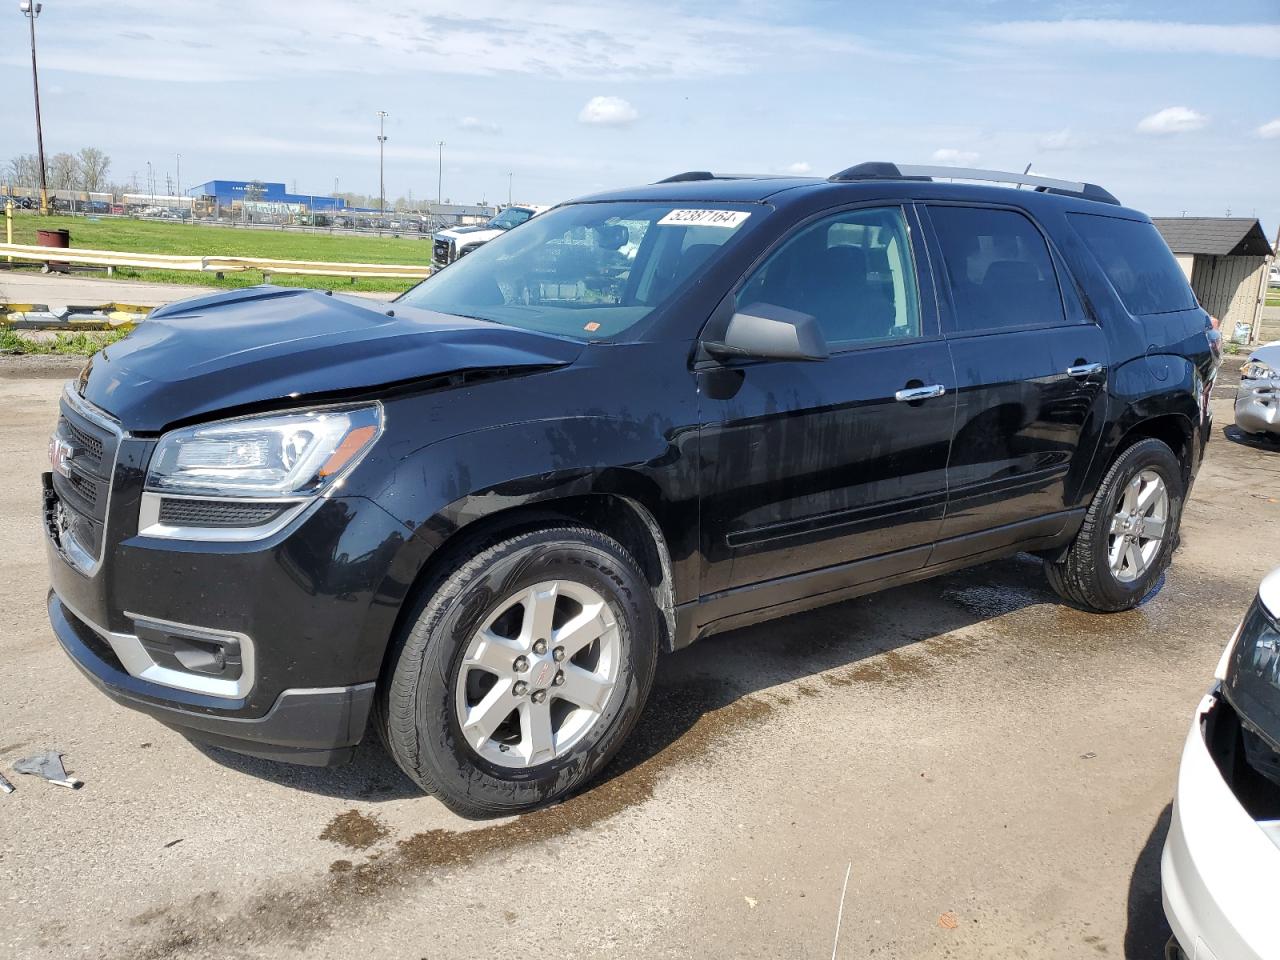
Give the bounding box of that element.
[379,527,659,817]
[1045,438,1184,612]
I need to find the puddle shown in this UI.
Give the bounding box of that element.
[941,583,1046,620]
[320,810,389,851]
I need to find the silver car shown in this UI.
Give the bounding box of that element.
[1236,342,1280,439]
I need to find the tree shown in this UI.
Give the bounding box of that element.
[6,154,40,189]
[78,147,110,192]
[48,152,80,191]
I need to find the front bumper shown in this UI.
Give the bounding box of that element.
[1161,691,1280,960]
[1236,379,1280,437]
[44,443,409,764]
[51,591,374,764]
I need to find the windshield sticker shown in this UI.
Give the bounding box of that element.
[657,209,751,229]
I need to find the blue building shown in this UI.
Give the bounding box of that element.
[186,180,347,213]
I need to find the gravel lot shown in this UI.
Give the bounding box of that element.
[1,362,1277,959]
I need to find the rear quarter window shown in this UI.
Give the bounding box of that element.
[1067,214,1196,316]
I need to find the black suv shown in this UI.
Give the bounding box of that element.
[45,163,1216,816]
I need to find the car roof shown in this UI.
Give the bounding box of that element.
[573,177,824,205]
[568,165,1142,217]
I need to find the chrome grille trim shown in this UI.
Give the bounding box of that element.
[54,383,124,576]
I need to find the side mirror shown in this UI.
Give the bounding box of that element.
[703,302,829,362]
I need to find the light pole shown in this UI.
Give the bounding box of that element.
[377,111,388,220]
[176,152,182,219]
[20,1,48,215]
[508,171,512,206]
[146,161,153,203]
[437,140,444,206]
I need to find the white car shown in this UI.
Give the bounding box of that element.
[1236,342,1280,440]
[432,205,548,270]
[1162,567,1280,960]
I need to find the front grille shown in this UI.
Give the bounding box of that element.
[433,238,452,264]
[157,498,288,528]
[49,392,122,567]
[68,472,98,506]
[62,417,104,467]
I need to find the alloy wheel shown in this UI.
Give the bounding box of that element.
[1107,469,1169,584]
[453,580,621,769]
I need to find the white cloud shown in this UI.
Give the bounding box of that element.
[0,1,874,84]
[578,96,639,126]
[1136,106,1207,136]
[784,161,813,175]
[1038,128,1080,151]
[456,116,501,134]
[931,148,980,166]
[1258,119,1280,140]
[977,19,1280,58]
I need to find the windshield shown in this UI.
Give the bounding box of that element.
[489,207,533,229]
[399,201,758,340]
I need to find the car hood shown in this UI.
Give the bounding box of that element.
[436,225,502,242]
[1246,341,1280,373]
[78,286,583,432]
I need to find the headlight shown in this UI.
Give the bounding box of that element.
[146,403,382,498]
[1242,359,1278,381]
[1224,599,1280,756]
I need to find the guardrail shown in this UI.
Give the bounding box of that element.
[0,242,431,280]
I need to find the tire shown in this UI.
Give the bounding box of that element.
[1045,438,1185,613]
[379,526,659,817]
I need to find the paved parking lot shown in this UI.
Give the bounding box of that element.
[1,364,1277,959]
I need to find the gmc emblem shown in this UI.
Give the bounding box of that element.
[48,434,75,479]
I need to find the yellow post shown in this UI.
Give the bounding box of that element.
[4,199,12,262]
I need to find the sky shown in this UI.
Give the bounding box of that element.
[2,0,1278,232]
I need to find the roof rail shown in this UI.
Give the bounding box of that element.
[828,161,1120,205]
[654,171,803,184]
[658,171,717,183]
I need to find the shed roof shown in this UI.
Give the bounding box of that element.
[1152,217,1273,257]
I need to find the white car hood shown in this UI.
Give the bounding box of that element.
[435,226,503,245]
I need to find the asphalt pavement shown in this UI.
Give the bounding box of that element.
[1,370,1277,959]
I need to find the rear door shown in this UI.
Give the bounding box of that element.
[697,204,956,603]
[920,203,1108,559]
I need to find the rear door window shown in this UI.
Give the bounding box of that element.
[929,206,1067,334]
[1067,214,1197,315]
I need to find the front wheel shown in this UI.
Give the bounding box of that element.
[379,527,659,817]
[1045,438,1184,612]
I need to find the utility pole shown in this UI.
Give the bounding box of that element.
[20,1,48,215]
[377,111,388,220]
[508,171,513,206]
[437,140,445,206]
[176,153,182,218]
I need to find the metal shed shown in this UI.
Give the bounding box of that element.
[1152,217,1274,343]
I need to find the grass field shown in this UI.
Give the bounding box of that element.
[1267,290,1280,307]
[0,327,127,356]
[5,214,426,293]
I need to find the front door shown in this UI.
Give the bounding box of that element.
[696,204,957,613]
[920,203,1108,560]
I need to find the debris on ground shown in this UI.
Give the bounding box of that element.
[938,911,959,930]
[0,770,14,794]
[13,751,83,789]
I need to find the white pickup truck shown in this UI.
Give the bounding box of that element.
[432,205,548,270]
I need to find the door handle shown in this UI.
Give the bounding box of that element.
[894,383,946,402]
[1066,362,1104,378]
